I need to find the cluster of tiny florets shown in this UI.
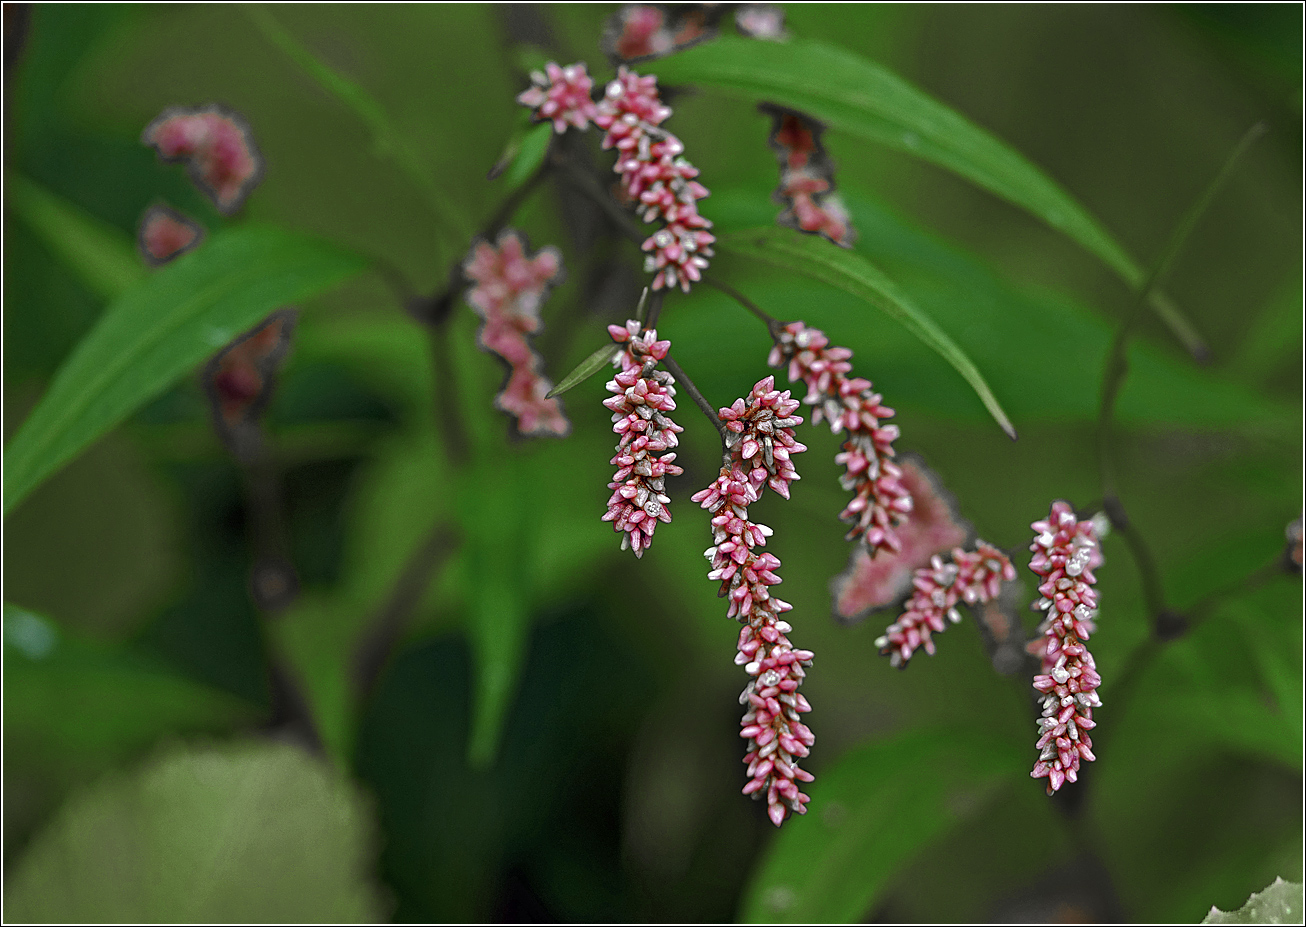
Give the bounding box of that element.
[719,375,807,500]
[692,443,814,828]
[875,540,1016,667]
[463,231,570,437]
[516,61,713,293]
[602,320,684,556]
[142,105,262,214]
[768,321,911,555]
[764,108,855,247]
[1027,501,1103,794]
[138,204,203,266]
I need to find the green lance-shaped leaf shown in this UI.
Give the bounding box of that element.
[1,740,389,923]
[5,173,145,301]
[718,227,1016,439]
[546,341,623,399]
[651,37,1205,357]
[3,226,366,517]
[490,120,555,192]
[1203,877,1304,925]
[740,727,1020,923]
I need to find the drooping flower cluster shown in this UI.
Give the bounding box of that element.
[602,321,684,556]
[875,541,1016,668]
[203,309,297,461]
[831,457,969,622]
[142,105,262,214]
[517,61,714,293]
[602,4,716,62]
[463,231,570,437]
[691,387,813,827]
[768,321,912,555]
[138,205,204,265]
[763,106,855,247]
[1027,501,1103,795]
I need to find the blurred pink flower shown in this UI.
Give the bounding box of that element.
[138,204,204,265]
[143,105,262,214]
[1027,501,1103,795]
[831,457,969,622]
[602,321,684,556]
[764,107,855,247]
[602,4,717,62]
[735,4,788,40]
[768,321,911,554]
[463,231,569,437]
[517,61,600,133]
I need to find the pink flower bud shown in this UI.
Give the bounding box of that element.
[143,105,262,215]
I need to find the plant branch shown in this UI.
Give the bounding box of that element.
[550,151,646,246]
[662,352,728,449]
[702,275,782,341]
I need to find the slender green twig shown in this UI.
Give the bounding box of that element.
[702,275,783,341]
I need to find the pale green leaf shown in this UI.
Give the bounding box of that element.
[2,740,388,923]
[718,226,1016,438]
[546,340,622,399]
[3,226,366,517]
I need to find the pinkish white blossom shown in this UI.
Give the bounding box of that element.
[768,321,911,554]
[735,4,788,40]
[594,67,714,293]
[1027,501,1103,795]
[876,541,1016,668]
[517,62,600,133]
[692,462,814,828]
[602,4,717,62]
[463,231,570,437]
[718,375,807,500]
[602,320,684,556]
[138,204,204,265]
[142,105,262,214]
[831,458,969,622]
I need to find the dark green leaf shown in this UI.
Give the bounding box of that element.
[4,173,145,301]
[3,226,367,517]
[546,340,622,399]
[740,727,1020,923]
[718,226,1016,438]
[2,740,389,922]
[652,37,1204,356]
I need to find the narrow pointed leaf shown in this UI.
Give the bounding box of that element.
[546,341,622,398]
[3,226,366,516]
[5,173,145,301]
[501,121,554,190]
[651,37,1204,356]
[719,227,1016,439]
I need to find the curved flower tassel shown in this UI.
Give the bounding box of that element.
[602,321,684,556]
[768,321,911,555]
[1027,501,1103,795]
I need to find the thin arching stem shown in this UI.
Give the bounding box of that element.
[702,275,782,341]
[663,353,728,450]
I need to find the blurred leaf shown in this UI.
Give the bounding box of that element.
[2,739,388,923]
[499,121,554,190]
[1225,274,1303,391]
[245,4,471,242]
[739,726,1020,923]
[547,341,621,399]
[719,226,1016,438]
[651,36,1204,355]
[3,605,257,775]
[1203,877,1304,924]
[4,173,145,301]
[3,226,366,517]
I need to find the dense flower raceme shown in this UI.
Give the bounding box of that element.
[138,204,204,265]
[602,321,684,556]
[875,541,1016,668]
[142,105,262,214]
[763,106,856,247]
[691,387,814,826]
[463,231,570,437]
[517,62,714,293]
[768,321,912,555]
[1027,501,1104,794]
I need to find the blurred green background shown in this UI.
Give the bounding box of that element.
[3,3,1301,922]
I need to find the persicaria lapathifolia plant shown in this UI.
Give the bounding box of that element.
[1027,502,1104,794]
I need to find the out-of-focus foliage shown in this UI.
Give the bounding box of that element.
[3,3,1301,923]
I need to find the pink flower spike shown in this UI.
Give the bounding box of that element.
[518,61,599,133]
[143,105,262,215]
[603,320,684,557]
[1027,501,1104,795]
